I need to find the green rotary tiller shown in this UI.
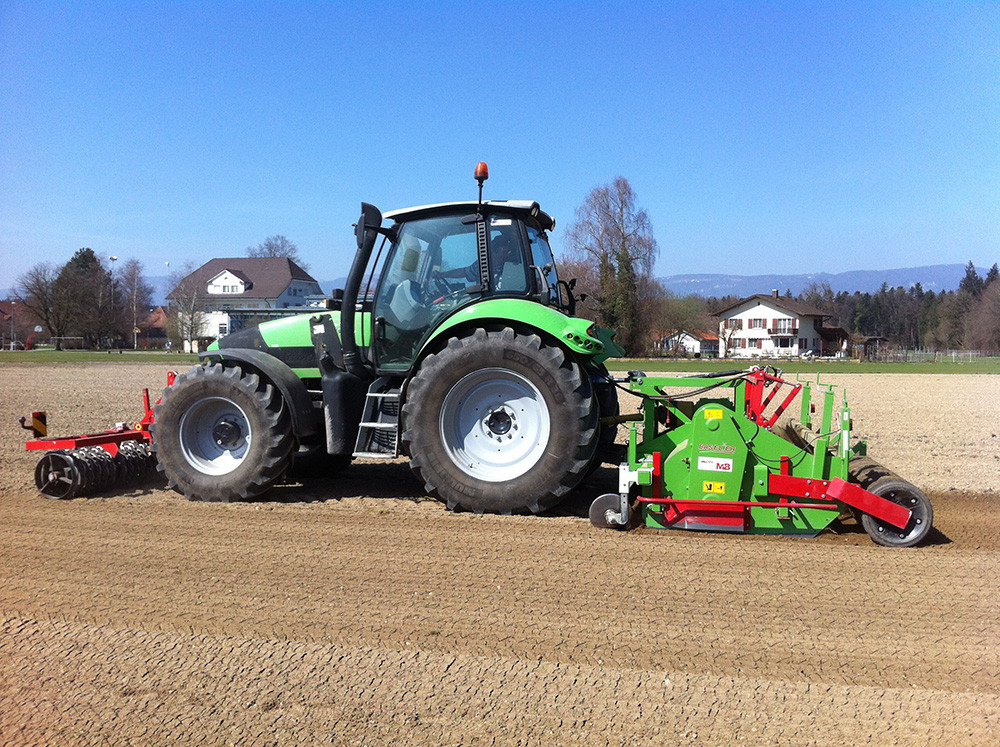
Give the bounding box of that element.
[590,367,933,548]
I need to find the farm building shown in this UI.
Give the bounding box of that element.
[653,329,719,357]
[167,258,323,349]
[714,290,848,358]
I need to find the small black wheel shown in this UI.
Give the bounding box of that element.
[402,327,598,514]
[34,451,81,499]
[860,476,933,548]
[152,362,294,501]
[589,493,627,529]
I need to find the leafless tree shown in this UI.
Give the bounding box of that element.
[563,177,658,353]
[14,263,75,349]
[246,235,308,270]
[118,259,155,349]
[167,262,208,352]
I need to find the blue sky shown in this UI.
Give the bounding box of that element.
[1,1,997,290]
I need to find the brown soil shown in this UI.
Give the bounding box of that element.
[1,363,998,745]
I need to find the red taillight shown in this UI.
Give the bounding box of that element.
[475,162,489,182]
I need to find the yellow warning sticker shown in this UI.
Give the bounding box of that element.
[704,408,723,420]
[703,481,726,494]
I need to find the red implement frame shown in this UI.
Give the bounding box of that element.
[744,368,802,428]
[23,371,176,457]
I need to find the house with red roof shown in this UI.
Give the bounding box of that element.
[654,329,720,357]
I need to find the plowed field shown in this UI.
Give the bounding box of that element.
[1,363,998,745]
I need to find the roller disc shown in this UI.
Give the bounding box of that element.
[34,451,82,499]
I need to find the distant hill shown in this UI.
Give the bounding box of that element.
[658,263,987,298]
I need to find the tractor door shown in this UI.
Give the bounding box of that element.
[525,225,561,307]
[372,213,481,371]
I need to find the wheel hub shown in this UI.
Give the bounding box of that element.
[212,419,243,448]
[484,407,515,438]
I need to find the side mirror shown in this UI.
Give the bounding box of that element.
[355,202,383,250]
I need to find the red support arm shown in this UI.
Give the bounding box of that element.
[769,473,910,529]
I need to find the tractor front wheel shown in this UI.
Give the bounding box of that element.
[402,328,598,514]
[152,362,294,501]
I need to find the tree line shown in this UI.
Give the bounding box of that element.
[560,177,998,355]
[14,248,154,349]
[11,235,303,351]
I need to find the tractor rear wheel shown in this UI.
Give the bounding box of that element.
[860,475,933,548]
[402,327,598,514]
[152,362,294,502]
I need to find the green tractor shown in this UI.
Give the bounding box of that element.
[152,164,623,514]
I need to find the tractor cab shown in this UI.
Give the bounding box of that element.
[367,201,561,370]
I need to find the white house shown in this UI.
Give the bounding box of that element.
[653,329,720,357]
[714,291,846,358]
[168,257,323,349]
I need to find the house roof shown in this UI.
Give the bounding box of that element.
[817,326,848,341]
[661,328,719,342]
[712,293,830,319]
[167,258,319,300]
[143,306,168,329]
[0,300,12,321]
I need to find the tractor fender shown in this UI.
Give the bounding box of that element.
[199,348,318,438]
[418,298,620,362]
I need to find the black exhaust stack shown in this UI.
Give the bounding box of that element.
[341,202,382,379]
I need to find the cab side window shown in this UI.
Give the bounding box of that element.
[489,218,527,294]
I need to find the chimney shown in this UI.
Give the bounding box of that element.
[771,289,779,298]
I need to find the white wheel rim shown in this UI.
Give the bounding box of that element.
[178,396,253,475]
[439,368,550,482]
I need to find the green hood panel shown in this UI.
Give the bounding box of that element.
[206,310,372,354]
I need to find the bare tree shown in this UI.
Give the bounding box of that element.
[246,235,308,269]
[563,177,658,353]
[167,262,208,353]
[14,263,75,349]
[119,258,154,349]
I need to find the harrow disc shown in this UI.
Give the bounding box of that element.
[34,450,82,499]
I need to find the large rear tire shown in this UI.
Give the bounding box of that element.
[152,362,294,502]
[402,327,598,514]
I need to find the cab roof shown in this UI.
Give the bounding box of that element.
[383,200,555,231]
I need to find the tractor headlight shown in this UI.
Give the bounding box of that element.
[586,323,599,339]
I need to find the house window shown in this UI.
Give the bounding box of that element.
[750,318,765,329]
[219,324,228,336]
[778,337,791,348]
[774,319,795,334]
[725,318,743,330]
[799,338,807,349]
